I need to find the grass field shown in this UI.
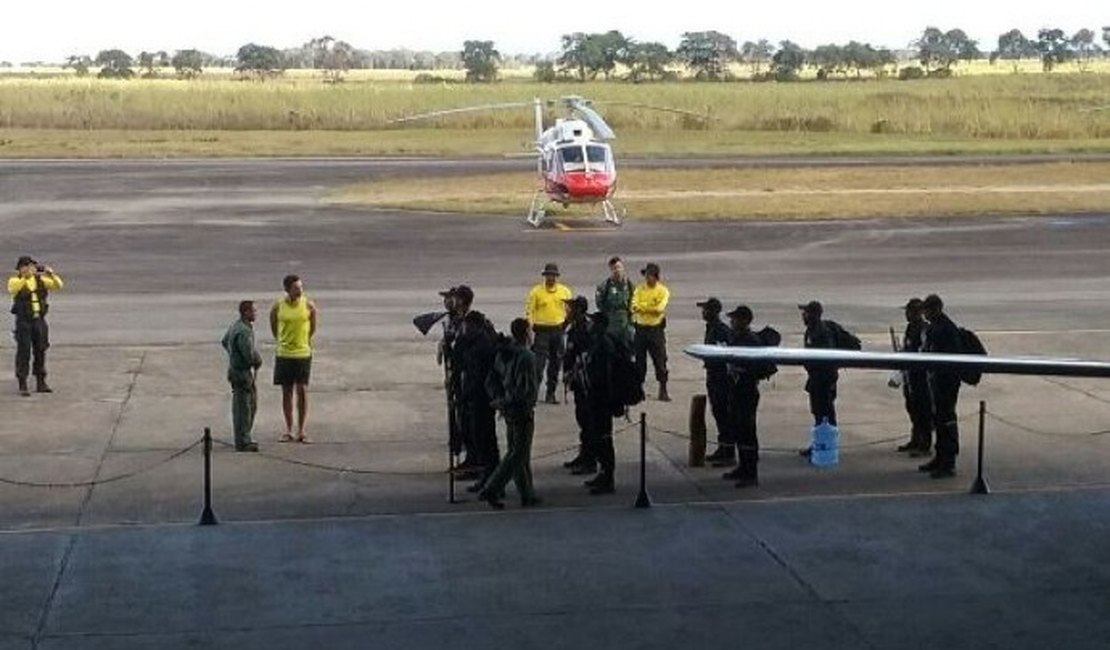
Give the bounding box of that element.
[329,162,1110,221]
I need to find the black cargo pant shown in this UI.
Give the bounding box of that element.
[14,317,49,381]
[633,324,668,385]
[531,325,564,397]
[904,371,934,450]
[732,382,761,478]
[929,373,961,468]
[706,370,733,448]
[464,397,500,477]
[806,379,838,426]
[586,396,615,481]
[572,387,594,464]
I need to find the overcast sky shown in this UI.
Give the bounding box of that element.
[1,1,1105,62]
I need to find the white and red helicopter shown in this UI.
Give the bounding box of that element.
[392,96,704,228]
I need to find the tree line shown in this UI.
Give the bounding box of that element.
[45,25,1110,82]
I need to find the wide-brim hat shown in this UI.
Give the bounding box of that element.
[641,262,660,276]
[15,255,35,270]
[541,263,560,276]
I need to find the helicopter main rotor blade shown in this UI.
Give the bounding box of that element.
[565,98,616,141]
[389,101,537,124]
[592,100,711,123]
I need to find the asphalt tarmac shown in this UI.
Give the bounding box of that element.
[1,158,1109,649]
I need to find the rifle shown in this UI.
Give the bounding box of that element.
[413,311,449,336]
[888,326,905,389]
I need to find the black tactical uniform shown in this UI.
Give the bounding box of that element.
[803,320,839,426]
[901,313,934,454]
[699,299,735,465]
[922,310,962,475]
[456,313,500,484]
[562,297,595,472]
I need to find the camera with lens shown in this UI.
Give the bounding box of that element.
[35,264,45,273]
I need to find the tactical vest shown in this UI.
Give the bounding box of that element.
[10,275,49,320]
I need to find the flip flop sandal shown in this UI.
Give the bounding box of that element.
[279,433,296,443]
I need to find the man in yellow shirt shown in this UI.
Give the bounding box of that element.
[270,274,318,443]
[632,262,671,401]
[8,256,63,396]
[525,263,573,404]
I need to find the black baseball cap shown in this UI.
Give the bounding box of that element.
[15,255,35,269]
[564,295,589,312]
[797,300,823,315]
[438,286,456,297]
[453,285,474,304]
[696,297,722,312]
[726,305,753,319]
[904,297,924,309]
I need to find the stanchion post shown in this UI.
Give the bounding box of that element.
[634,412,652,509]
[970,400,990,495]
[448,451,458,504]
[198,427,218,526]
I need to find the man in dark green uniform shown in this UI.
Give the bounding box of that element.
[222,300,263,452]
[479,318,540,509]
[595,256,634,345]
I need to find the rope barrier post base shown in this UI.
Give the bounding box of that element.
[970,400,990,495]
[198,427,218,526]
[688,394,707,467]
[634,412,652,509]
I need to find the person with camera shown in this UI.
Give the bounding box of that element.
[8,256,63,397]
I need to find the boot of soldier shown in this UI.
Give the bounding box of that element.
[17,377,30,397]
[710,446,737,467]
[544,387,559,405]
[35,375,52,394]
[657,381,671,402]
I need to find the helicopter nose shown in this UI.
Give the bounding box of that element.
[563,172,613,198]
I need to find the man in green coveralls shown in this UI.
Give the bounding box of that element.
[222,300,263,452]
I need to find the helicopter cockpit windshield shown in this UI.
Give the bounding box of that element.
[557,144,613,174]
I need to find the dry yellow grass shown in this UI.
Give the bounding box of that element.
[329,161,1110,220]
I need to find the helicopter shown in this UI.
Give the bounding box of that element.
[391,96,706,228]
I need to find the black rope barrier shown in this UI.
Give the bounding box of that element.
[0,438,203,489]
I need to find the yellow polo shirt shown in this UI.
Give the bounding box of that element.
[525,282,573,327]
[632,282,669,327]
[7,273,63,318]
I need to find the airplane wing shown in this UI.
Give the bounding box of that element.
[684,345,1110,379]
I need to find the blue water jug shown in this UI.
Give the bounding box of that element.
[810,418,840,467]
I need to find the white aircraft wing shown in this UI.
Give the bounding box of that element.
[684,345,1110,379]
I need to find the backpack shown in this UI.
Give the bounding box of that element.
[957,327,987,386]
[609,338,644,415]
[824,320,862,351]
[753,326,781,380]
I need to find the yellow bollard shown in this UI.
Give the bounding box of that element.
[689,394,707,467]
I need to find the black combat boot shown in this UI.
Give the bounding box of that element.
[657,381,670,402]
[35,375,52,393]
[17,377,30,397]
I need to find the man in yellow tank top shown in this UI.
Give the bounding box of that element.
[269,274,317,443]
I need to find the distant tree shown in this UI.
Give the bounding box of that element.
[235,43,285,79]
[1035,28,1072,72]
[556,31,630,80]
[557,33,594,80]
[739,39,774,77]
[94,50,134,79]
[624,41,674,82]
[991,29,1037,72]
[304,36,355,82]
[1104,27,1110,51]
[171,49,204,79]
[809,44,844,79]
[771,40,806,81]
[1071,29,1101,71]
[533,60,557,83]
[915,27,979,74]
[137,51,167,79]
[65,54,92,77]
[676,30,738,80]
[461,40,499,82]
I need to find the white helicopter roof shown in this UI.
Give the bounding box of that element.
[540,119,598,146]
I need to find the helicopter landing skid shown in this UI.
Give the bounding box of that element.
[525,192,625,229]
